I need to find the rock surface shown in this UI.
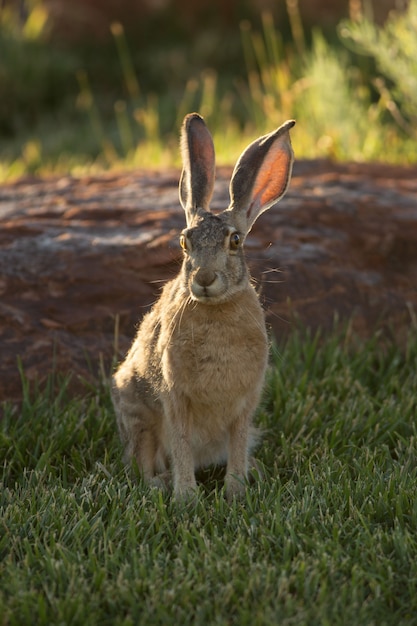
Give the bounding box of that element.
[1,160,416,405]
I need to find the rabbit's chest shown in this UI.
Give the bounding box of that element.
[161,299,268,400]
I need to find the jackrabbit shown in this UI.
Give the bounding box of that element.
[112,113,295,500]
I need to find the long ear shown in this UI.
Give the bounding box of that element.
[179,113,215,225]
[228,120,295,234]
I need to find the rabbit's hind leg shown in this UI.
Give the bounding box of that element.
[119,411,160,482]
[124,418,159,482]
[112,378,164,483]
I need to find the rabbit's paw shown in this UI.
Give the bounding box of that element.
[225,475,247,502]
[149,471,172,491]
[173,480,199,503]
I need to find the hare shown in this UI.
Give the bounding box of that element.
[112,113,295,500]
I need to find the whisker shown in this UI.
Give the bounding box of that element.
[178,295,191,332]
[166,292,191,346]
[254,267,287,286]
[265,309,291,325]
[261,278,286,285]
[262,267,285,275]
[166,296,183,340]
[149,279,169,285]
[240,304,266,336]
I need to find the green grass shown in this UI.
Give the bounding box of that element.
[2,328,417,625]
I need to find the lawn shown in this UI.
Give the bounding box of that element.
[1,328,417,625]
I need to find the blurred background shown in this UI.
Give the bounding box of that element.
[0,0,415,180]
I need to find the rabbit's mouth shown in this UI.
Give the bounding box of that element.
[190,272,247,304]
[190,269,228,303]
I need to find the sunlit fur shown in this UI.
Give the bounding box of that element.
[112,113,295,500]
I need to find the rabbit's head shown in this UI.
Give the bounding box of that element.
[177,113,295,304]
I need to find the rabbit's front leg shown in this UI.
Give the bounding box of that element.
[225,414,250,501]
[163,395,197,499]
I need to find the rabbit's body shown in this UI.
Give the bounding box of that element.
[112,113,295,499]
[114,279,267,473]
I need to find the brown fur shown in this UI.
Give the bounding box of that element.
[112,113,295,500]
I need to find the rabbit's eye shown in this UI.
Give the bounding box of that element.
[180,234,188,251]
[229,232,241,251]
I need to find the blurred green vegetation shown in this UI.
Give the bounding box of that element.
[0,0,416,181]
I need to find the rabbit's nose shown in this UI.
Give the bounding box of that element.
[195,268,217,287]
